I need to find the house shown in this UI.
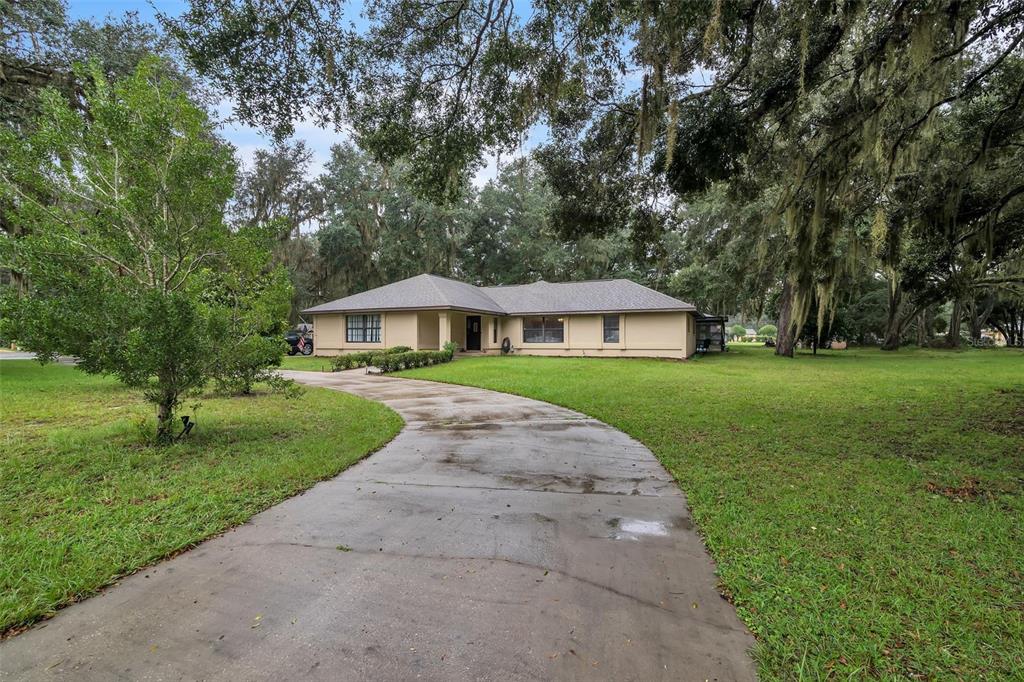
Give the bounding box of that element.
[303,273,700,359]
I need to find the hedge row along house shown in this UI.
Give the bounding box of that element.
[303,274,710,359]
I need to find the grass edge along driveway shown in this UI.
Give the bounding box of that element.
[0,361,402,635]
[400,346,1024,680]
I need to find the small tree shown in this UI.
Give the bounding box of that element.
[207,229,294,395]
[729,324,747,340]
[0,59,291,441]
[757,324,778,338]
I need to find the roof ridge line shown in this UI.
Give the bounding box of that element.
[481,277,631,287]
[422,273,447,305]
[425,272,509,314]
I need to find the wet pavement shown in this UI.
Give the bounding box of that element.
[0,369,756,681]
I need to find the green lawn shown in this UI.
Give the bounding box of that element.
[401,346,1024,680]
[0,360,402,635]
[280,354,335,372]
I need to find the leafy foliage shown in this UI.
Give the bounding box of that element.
[329,342,456,372]
[0,60,291,440]
[165,0,1024,355]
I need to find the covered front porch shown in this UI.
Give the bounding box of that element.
[419,310,496,352]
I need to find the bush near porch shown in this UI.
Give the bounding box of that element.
[331,342,457,372]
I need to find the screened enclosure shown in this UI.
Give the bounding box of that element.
[695,314,727,352]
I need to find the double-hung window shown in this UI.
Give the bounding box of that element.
[346,314,381,343]
[603,315,620,343]
[523,316,564,343]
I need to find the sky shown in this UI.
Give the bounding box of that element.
[66,0,541,186]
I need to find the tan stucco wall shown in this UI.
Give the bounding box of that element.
[417,311,440,350]
[622,312,685,350]
[312,311,417,355]
[450,312,467,349]
[685,312,696,357]
[384,312,419,348]
[311,314,346,355]
[483,316,502,351]
[314,310,696,359]
[501,312,693,359]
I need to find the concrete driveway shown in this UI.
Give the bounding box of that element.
[0,370,755,681]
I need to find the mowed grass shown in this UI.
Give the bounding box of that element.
[402,346,1024,679]
[0,360,402,634]
[280,354,335,372]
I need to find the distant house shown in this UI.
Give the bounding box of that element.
[303,274,701,359]
[744,328,757,337]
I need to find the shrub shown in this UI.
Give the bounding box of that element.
[331,342,458,373]
[213,336,289,396]
[330,351,375,371]
[758,324,778,338]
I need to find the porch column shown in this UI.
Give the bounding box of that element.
[438,311,451,347]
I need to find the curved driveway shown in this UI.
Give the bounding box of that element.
[1,370,755,681]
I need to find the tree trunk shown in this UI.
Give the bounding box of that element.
[946,300,963,347]
[775,279,796,357]
[967,295,994,343]
[916,309,933,347]
[155,388,177,444]
[990,305,1023,346]
[881,281,904,351]
[8,269,25,296]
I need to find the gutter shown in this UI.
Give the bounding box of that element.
[302,306,697,316]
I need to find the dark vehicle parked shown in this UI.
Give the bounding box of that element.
[285,330,313,356]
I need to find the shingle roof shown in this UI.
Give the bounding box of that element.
[302,274,695,315]
[481,279,695,314]
[302,274,505,315]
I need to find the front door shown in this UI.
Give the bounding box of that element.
[466,315,481,351]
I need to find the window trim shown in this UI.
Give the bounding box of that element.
[346,313,381,343]
[603,314,620,343]
[522,316,564,344]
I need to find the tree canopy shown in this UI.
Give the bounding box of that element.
[167,0,1024,353]
[0,60,291,440]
